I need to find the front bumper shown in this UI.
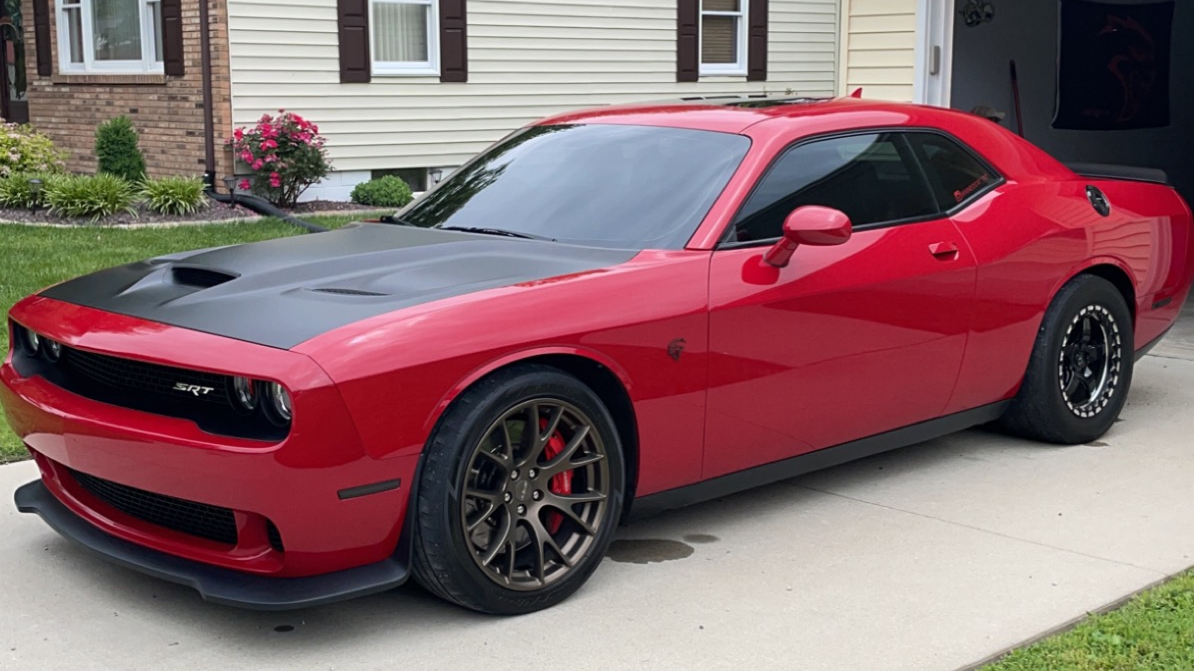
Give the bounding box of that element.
[15,479,408,610]
[3,296,420,592]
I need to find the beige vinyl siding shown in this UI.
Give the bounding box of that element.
[841,0,916,101]
[227,0,840,171]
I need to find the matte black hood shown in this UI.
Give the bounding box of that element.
[41,224,635,349]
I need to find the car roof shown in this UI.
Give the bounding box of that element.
[533,95,978,135]
[534,95,1075,185]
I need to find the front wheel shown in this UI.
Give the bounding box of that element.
[411,364,624,614]
[999,274,1134,444]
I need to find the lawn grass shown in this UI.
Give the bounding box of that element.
[0,214,360,463]
[981,569,1194,670]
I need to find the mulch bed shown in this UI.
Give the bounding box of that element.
[288,200,391,215]
[0,199,389,226]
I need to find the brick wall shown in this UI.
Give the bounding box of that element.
[20,0,234,180]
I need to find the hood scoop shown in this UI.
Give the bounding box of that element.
[309,287,391,297]
[172,266,239,288]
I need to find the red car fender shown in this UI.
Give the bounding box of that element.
[1051,256,1139,304]
[1034,254,1180,362]
[422,344,636,437]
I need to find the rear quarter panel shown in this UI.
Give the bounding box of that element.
[946,178,1193,414]
[1093,180,1194,344]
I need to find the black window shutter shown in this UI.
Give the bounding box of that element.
[338,0,371,83]
[439,0,467,82]
[747,0,768,81]
[161,0,184,76]
[677,0,699,82]
[32,0,51,76]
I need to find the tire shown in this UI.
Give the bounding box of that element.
[411,364,625,614]
[999,274,1134,444]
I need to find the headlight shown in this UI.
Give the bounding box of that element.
[263,381,292,425]
[43,339,62,362]
[231,376,257,412]
[16,325,40,357]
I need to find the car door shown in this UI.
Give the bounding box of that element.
[703,131,978,479]
[904,132,1026,416]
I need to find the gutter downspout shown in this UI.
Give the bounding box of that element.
[205,190,329,233]
[199,0,216,191]
[197,0,325,233]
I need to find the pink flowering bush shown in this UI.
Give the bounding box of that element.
[228,111,330,207]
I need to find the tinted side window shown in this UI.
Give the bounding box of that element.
[732,133,938,242]
[913,134,997,208]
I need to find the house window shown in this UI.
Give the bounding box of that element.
[371,167,428,191]
[371,0,439,76]
[57,0,163,73]
[700,0,746,75]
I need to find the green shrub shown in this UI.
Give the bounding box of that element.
[0,123,67,177]
[95,116,146,182]
[0,172,60,209]
[141,176,206,215]
[351,175,413,208]
[45,174,138,221]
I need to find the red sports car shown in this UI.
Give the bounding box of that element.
[4,97,1192,614]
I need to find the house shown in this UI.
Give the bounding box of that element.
[7,0,1185,203]
[2,0,920,198]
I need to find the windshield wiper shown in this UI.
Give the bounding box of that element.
[379,214,418,227]
[439,226,554,241]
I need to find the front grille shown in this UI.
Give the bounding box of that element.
[16,341,288,441]
[60,347,233,406]
[69,468,239,546]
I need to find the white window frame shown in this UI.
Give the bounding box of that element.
[699,0,748,77]
[56,0,164,74]
[371,0,439,77]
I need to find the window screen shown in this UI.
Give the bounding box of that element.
[701,0,743,67]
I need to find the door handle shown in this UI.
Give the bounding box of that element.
[929,241,959,258]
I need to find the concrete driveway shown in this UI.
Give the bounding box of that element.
[3,310,1194,671]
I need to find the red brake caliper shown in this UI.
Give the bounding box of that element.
[540,419,573,533]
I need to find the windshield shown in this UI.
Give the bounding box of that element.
[399,124,751,249]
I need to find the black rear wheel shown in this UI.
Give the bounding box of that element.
[411,364,624,614]
[999,274,1133,444]
[1058,304,1121,418]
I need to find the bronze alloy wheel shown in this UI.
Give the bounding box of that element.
[459,399,611,590]
[1058,304,1123,419]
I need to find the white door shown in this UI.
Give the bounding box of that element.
[914,0,954,106]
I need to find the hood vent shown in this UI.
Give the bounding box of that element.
[172,266,238,288]
[310,287,390,297]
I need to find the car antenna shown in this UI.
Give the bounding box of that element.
[1009,60,1025,138]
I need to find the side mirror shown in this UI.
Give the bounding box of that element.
[763,206,853,268]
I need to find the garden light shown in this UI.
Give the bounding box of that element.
[27,177,42,213]
[222,175,238,206]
